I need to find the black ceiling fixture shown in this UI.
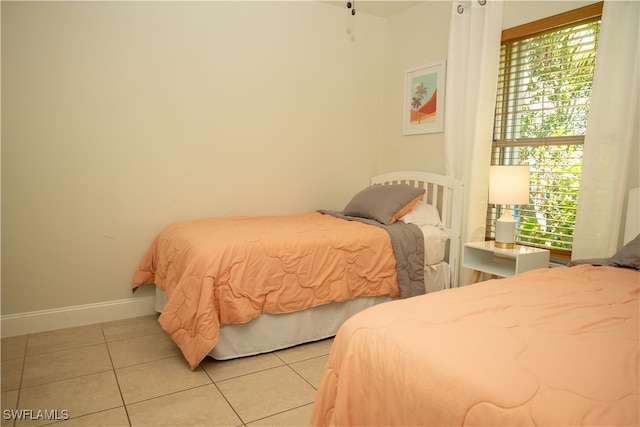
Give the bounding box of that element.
[347,1,355,15]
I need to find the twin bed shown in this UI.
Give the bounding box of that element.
[310,203,639,426]
[133,171,463,368]
[310,261,639,426]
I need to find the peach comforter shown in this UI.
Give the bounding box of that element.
[311,265,639,426]
[132,212,400,369]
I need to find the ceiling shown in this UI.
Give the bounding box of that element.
[318,1,424,18]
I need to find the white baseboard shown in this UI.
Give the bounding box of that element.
[1,296,157,338]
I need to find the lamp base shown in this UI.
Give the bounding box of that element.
[495,207,517,249]
[494,241,516,249]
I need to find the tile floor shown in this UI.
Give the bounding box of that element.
[1,315,332,427]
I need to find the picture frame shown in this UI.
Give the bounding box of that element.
[403,60,446,135]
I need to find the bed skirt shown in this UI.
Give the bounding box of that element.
[155,261,450,360]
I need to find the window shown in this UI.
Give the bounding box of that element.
[486,2,603,258]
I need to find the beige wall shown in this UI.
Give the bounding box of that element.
[379,1,451,175]
[1,1,386,315]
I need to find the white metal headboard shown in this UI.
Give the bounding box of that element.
[371,171,463,288]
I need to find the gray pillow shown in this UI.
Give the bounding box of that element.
[568,257,614,267]
[343,184,425,225]
[610,234,640,270]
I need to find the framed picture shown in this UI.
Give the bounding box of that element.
[403,60,446,135]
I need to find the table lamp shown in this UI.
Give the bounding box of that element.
[489,165,530,249]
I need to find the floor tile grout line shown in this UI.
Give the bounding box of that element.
[122,382,213,408]
[111,353,189,372]
[113,356,216,406]
[37,405,126,427]
[284,354,330,391]
[287,353,331,365]
[204,362,287,384]
[17,367,115,392]
[22,324,106,357]
[273,351,287,365]
[19,342,115,391]
[201,362,247,425]
[213,364,317,424]
[102,330,168,345]
[247,401,316,425]
[0,335,30,363]
[100,323,133,427]
[201,361,318,426]
[23,340,107,360]
[9,333,29,427]
[289,365,321,392]
[205,351,330,387]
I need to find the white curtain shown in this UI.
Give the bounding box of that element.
[444,0,504,285]
[572,1,640,259]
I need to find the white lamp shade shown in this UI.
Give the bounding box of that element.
[489,166,530,205]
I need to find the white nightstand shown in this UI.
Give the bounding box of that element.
[463,241,550,283]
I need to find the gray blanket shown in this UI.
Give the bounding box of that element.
[319,210,425,298]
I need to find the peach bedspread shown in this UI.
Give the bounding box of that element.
[311,265,639,426]
[132,212,400,369]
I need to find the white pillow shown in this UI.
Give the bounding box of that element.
[400,201,443,229]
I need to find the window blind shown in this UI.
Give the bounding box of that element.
[487,13,601,254]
